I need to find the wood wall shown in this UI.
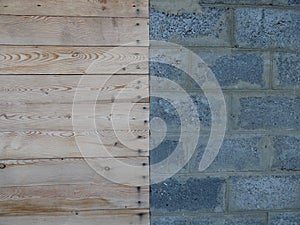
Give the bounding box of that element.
[0,1,149,224]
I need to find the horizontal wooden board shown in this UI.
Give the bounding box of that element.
[0,130,149,159]
[0,103,149,131]
[0,184,148,212]
[0,210,149,225]
[0,16,149,46]
[0,46,148,74]
[0,75,148,103]
[0,0,149,18]
[0,157,149,187]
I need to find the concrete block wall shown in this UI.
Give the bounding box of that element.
[149,0,300,224]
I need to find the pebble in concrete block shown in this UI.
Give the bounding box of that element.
[151,216,188,225]
[150,6,230,46]
[190,135,269,172]
[273,52,300,89]
[151,176,225,212]
[235,8,300,49]
[235,95,300,130]
[192,49,268,89]
[229,175,300,210]
[190,213,266,225]
[271,136,300,171]
[269,212,300,225]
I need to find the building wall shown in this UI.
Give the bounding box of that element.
[150,1,300,224]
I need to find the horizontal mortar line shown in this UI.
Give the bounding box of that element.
[158,170,300,177]
[151,130,300,136]
[162,45,300,53]
[186,46,300,53]
[151,211,268,217]
[151,208,299,217]
[0,14,149,19]
[222,130,300,136]
[227,207,300,214]
[195,3,300,9]
[150,89,300,94]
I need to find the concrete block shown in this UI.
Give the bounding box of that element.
[192,49,270,89]
[235,8,300,49]
[229,175,300,210]
[233,94,300,131]
[273,52,300,89]
[190,213,266,225]
[150,5,230,46]
[269,212,300,225]
[151,176,226,212]
[151,216,188,225]
[271,135,300,171]
[189,134,269,172]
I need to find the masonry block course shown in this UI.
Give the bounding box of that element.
[150,4,230,46]
[151,176,226,212]
[229,175,300,211]
[190,213,267,225]
[235,8,300,49]
[189,134,269,172]
[192,49,270,89]
[233,94,300,131]
[151,216,188,225]
[269,212,300,225]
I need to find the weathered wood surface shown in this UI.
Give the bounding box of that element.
[0,103,149,131]
[0,46,148,74]
[0,0,149,18]
[0,210,149,225]
[0,183,148,212]
[0,130,149,159]
[0,0,150,222]
[0,157,149,187]
[0,16,148,46]
[0,75,148,103]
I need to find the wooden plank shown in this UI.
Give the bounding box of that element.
[0,75,148,104]
[0,0,149,18]
[0,157,149,187]
[0,130,149,159]
[0,16,148,46]
[0,210,149,225]
[0,103,149,131]
[0,184,148,212]
[0,46,148,74]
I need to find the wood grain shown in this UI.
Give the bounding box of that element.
[0,210,149,225]
[0,103,149,131]
[0,0,149,18]
[0,75,148,103]
[0,46,148,74]
[0,157,149,187]
[0,130,149,159]
[0,184,148,212]
[0,16,149,46]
